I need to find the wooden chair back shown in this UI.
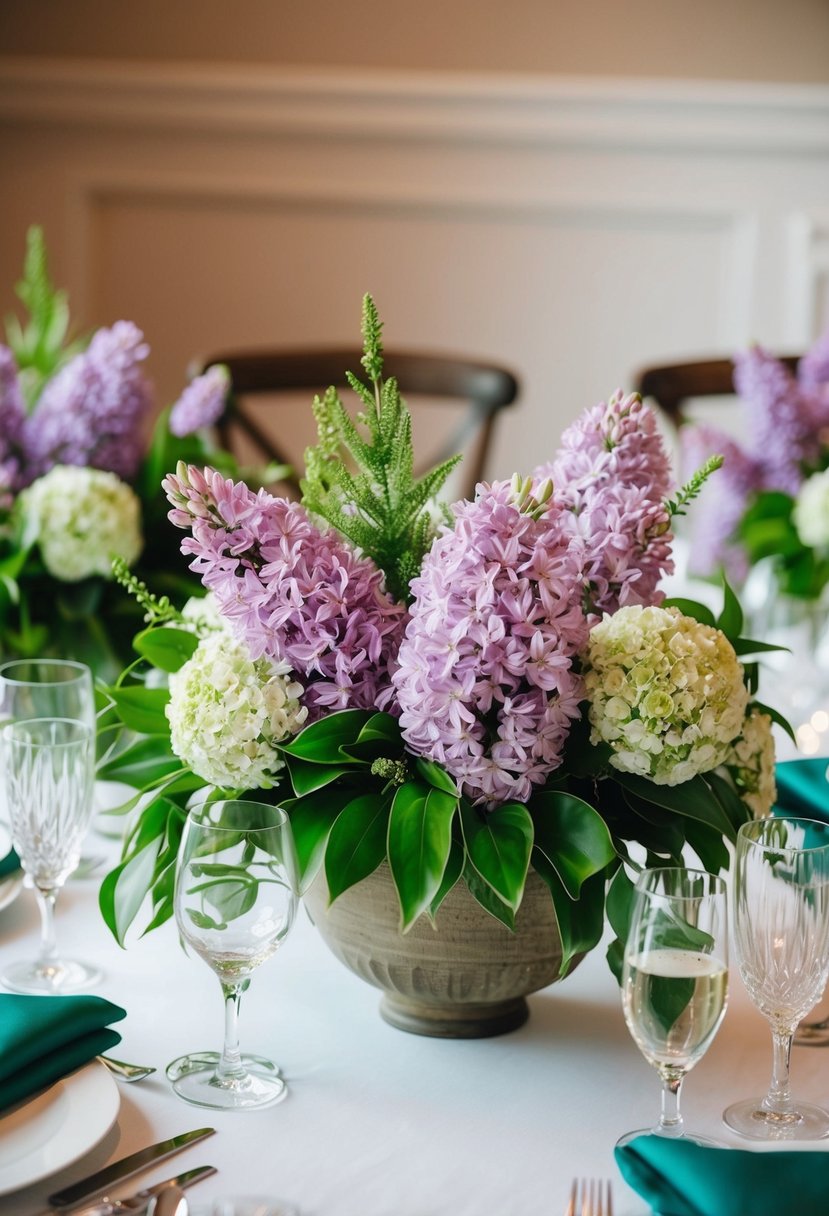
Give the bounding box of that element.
[198,346,519,501]
[635,354,800,426]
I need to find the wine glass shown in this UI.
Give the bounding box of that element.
[724,815,829,1140]
[0,657,106,868]
[166,799,299,1111]
[620,867,728,1145]
[0,717,98,993]
[0,658,95,729]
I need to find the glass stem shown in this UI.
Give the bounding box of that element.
[34,887,59,972]
[657,1073,685,1137]
[217,981,246,1082]
[764,1030,795,1114]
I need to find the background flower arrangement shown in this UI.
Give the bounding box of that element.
[682,328,829,604]
[98,295,785,983]
[0,227,276,676]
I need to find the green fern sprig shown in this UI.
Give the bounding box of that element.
[301,294,461,602]
[4,226,83,409]
[666,454,725,518]
[112,558,184,627]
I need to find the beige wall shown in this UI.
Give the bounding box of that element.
[1,0,829,83]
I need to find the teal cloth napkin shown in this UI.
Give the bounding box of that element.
[0,848,20,878]
[774,757,829,822]
[0,994,126,1111]
[615,1134,829,1216]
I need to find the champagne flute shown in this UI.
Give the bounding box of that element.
[166,799,298,1111]
[724,815,829,1140]
[0,717,98,993]
[620,867,728,1145]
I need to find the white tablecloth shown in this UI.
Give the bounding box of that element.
[1,833,828,1216]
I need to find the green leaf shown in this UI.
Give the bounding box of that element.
[605,864,636,945]
[752,699,797,745]
[703,770,752,833]
[612,772,736,841]
[460,801,533,913]
[732,637,790,656]
[99,795,175,944]
[530,791,616,899]
[534,864,607,976]
[682,819,730,874]
[388,781,457,930]
[285,786,355,889]
[606,937,624,983]
[462,861,515,929]
[415,758,459,796]
[662,597,716,628]
[716,576,743,639]
[428,838,464,920]
[287,757,354,796]
[324,794,389,904]
[280,709,375,763]
[97,736,181,788]
[133,626,198,672]
[108,686,171,735]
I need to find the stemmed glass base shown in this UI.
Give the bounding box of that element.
[616,1127,724,1149]
[166,1051,287,1111]
[1,956,102,994]
[723,1097,829,1141]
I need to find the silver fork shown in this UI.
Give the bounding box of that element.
[566,1178,613,1216]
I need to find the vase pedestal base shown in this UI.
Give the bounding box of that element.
[379,993,529,1039]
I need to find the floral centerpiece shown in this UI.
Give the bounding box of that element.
[681,330,829,750]
[99,296,784,1033]
[682,329,829,599]
[0,227,277,677]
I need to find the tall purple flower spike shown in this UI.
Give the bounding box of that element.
[22,321,153,483]
[536,390,675,618]
[0,346,27,499]
[163,463,408,721]
[393,478,587,807]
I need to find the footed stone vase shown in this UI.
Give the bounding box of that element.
[303,863,578,1039]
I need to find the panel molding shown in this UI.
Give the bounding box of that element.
[1,57,828,154]
[66,163,758,348]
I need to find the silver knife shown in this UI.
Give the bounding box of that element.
[48,1129,215,1208]
[61,1166,216,1216]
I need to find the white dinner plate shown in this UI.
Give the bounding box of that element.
[0,824,23,913]
[0,1061,120,1195]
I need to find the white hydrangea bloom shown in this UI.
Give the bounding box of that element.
[22,464,143,582]
[793,469,829,549]
[180,592,231,636]
[723,707,777,818]
[166,632,307,790]
[584,604,748,786]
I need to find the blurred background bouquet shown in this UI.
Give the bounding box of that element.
[681,329,829,752]
[0,227,277,678]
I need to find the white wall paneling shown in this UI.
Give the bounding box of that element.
[1,59,828,480]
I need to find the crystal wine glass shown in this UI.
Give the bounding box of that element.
[0,659,95,729]
[0,657,104,869]
[620,866,729,1145]
[0,717,98,993]
[166,799,299,1111]
[724,815,829,1140]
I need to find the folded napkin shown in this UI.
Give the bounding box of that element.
[0,847,20,878]
[615,1134,829,1216]
[0,993,126,1111]
[774,757,829,822]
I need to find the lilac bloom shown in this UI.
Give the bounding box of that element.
[163,464,407,720]
[169,365,230,438]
